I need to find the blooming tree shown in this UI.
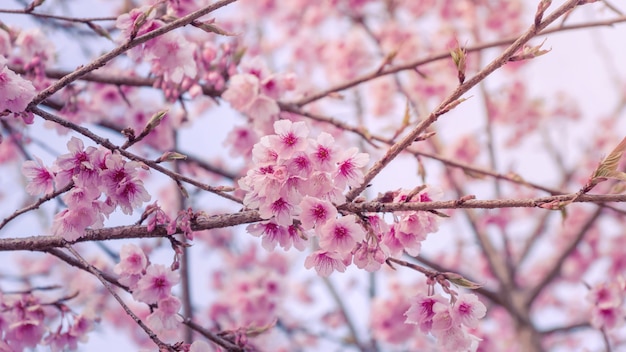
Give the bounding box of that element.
[0,0,625,351]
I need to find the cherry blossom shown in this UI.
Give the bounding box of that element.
[317,215,365,254]
[298,196,337,230]
[21,156,54,195]
[304,250,348,277]
[132,264,180,304]
[114,244,148,276]
[0,56,36,114]
[451,293,487,328]
[405,293,448,333]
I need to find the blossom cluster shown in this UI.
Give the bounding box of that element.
[115,5,247,103]
[239,119,443,276]
[114,244,182,341]
[405,292,486,351]
[0,292,94,351]
[239,119,368,274]
[222,58,296,136]
[22,137,151,241]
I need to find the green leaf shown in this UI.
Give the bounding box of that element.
[192,20,237,36]
[592,136,626,179]
[145,109,168,132]
[87,22,113,41]
[444,272,482,289]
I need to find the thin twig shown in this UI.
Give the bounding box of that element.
[0,209,262,251]
[183,319,244,352]
[0,8,116,22]
[64,245,175,351]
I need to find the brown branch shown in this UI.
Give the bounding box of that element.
[183,319,244,352]
[44,248,128,290]
[339,193,626,213]
[540,321,591,335]
[5,16,620,113]
[1,192,624,252]
[0,210,262,252]
[413,255,503,307]
[0,182,74,231]
[0,8,116,22]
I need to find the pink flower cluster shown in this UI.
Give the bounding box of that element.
[586,279,626,331]
[116,6,197,86]
[380,188,441,257]
[240,119,373,275]
[349,188,441,273]
[0,293,94,351]
[222,59,296,135]
[114,244,182,339]
[405,292,486,351]
[240,120,442,276]
[22,137,151,241]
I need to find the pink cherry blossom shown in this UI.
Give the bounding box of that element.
[51,207,99,241]
[284,151,312,178]
[116,5,156,40]
[145,31,197,84]
[54,137,97,188]
[353,242,386,272]
[133,264,180,304]
[6,319,45,350]
[222,73,279,131]
[309,132,340,172]
[114,244,148,276]
[590,305,625,330]
[22,156,54,195]
[304,250,348,277]
[432,324,474,352]
[299,196,337,230]
[247,221,307,251]
[333,147,369,189]
[146,296,183,332]
[258,194,301,226]
[269,120,309,159]
[451,294,487,328]
[431,301,454,332]
[370,295,417,344]
[0,57,36,113]
[224,124,258,158]
[317,215,365,253]
[405,292,447,333]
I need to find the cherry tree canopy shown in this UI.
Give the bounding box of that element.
[0,0,626,351]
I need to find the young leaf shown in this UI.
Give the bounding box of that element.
[591,136,626,181]
[444,272,483,289]
[450,43,467,84]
